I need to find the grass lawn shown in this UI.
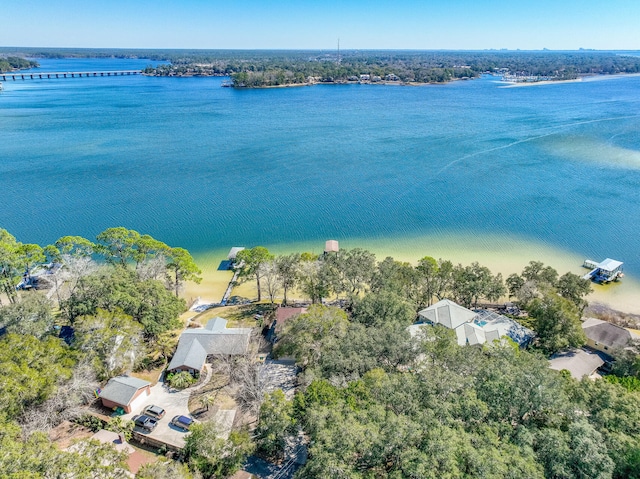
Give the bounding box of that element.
[191,303,277,328]
[131,364,165,386]
[188,372,238,420]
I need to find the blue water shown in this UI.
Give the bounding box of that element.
[1,58,640,275]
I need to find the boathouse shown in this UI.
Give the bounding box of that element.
[582,258,624,283]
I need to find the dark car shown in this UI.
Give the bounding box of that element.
[170,415,194,431]
[143,405,166,420]
[132,414,158,432]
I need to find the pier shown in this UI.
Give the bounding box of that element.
[0,70,142,81]
[582,258,624,283]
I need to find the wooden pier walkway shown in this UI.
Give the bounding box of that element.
[220,269,240,306]
[1,70,142,81]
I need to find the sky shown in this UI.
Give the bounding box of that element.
[3,0,640,50]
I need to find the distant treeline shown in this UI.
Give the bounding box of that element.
[0,56,38,73]
[141,50,640,87]
[3,48,640,87]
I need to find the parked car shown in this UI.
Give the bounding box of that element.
[170,415,194,431]
[132,414,158,432]
[143,405,165,420]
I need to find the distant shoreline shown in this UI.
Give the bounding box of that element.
[498,71,640,88]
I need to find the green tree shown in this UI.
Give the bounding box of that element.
[63,268,184,338]
[255,389,295,460]
[325,248,377,297]
[132,234,169,269]
[166,247,202,297]
[371,257,420,304]
[0,334,75,419]
[275,305,349,367]
[184,421,254,478]
[297,258,332,304]
[105,416,134,441]
[136,460,194,479]
[275,253,301,305]
[96,227,141,266]
[416,256,439,306]
[528,292,586,354]
[522,260,558,286]
[0,293,54,339]
[236,246,274,302]
[53,235,96,257]
[0,229,25,304]
[350,291,416,327]
[557,272,592,311]
[452,262,505,308]
[73,309,144,379]
[0,420,129,478]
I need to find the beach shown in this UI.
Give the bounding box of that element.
[184,234,640,314]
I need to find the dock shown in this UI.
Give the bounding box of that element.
[582,258,624,283]
[220,247,245,305]
[220,269,240,306]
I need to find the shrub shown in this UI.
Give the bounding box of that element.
[168,371,196,389]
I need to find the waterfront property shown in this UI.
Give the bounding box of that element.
[411,299,535,347]
[3,58,640,315]
[581,317,639,355]
[168,317,252,374]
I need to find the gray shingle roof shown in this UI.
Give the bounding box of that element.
[168,317,252,371]
[99,376,150,406]
[167,337,208,371]
[549,348,606,379]
[582,318,634,349]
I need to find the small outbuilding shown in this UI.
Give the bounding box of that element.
[324,240,339,253]
[99,376,151,414]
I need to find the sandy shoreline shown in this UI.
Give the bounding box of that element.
[183,234,640,315]
[498,72,640,88]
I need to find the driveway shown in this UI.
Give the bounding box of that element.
[122,370,199,448]
[122,365,235,448]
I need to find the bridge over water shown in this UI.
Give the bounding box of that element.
[1,70,142,81]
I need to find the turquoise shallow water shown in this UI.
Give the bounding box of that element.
[1,59,639,282]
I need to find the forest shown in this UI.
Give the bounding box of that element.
[3,47,640,86]
[1,229,639,478]
[0,56,39,72]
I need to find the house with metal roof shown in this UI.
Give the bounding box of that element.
[582,317,639,355]
[99,376,151,414]
[168,317,252,374]
[581,258,624,283]
[414,299,534,347]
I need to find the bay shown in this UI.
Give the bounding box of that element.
[1,58,639,309]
